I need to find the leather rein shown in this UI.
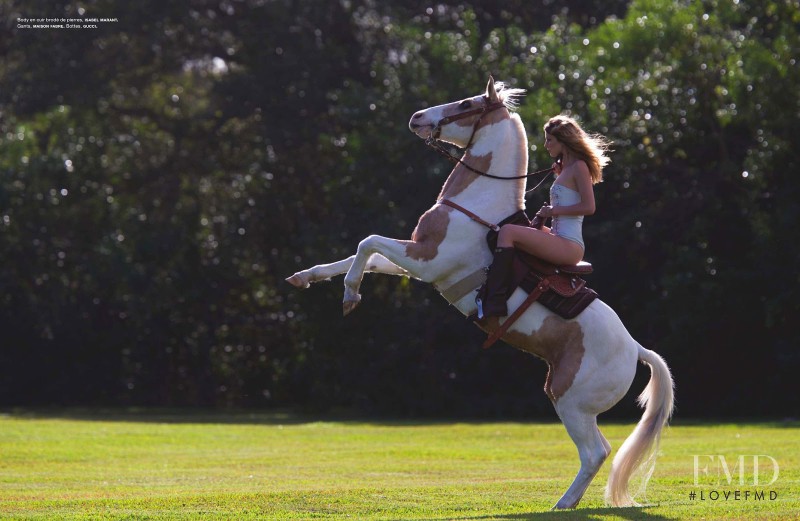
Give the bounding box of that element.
[425,98,554,233]
[424,98,554,194]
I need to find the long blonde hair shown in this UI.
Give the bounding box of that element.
[544,115,611,184]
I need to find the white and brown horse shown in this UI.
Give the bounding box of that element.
[286,77,674,509]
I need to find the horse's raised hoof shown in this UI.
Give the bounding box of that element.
[285,273,310,289]
[342,295,361,316]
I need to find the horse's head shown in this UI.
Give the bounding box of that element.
[409,76,524,148]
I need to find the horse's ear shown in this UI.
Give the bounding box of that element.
[486,75,500,103]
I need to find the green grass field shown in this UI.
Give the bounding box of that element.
[0,411,797,520]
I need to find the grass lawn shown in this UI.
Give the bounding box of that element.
[0,410,797,520]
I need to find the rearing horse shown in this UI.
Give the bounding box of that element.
[286,77,674,510]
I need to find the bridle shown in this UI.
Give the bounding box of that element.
[424,97,554,196]
[427,98,506,148]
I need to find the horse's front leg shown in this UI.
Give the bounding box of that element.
[343,234,440,316]
[286,253,409,289]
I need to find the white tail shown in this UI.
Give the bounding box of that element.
[605,344,675,507]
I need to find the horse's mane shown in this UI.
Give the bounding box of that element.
[494,82,526,111]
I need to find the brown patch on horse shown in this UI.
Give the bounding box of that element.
[480,104,511,127]
[477,315,585,402]
[404,205,452,261]
[438,151,493,199]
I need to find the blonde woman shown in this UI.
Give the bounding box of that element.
[480,115,611,318]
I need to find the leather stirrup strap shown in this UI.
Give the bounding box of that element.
[482,277,551,349]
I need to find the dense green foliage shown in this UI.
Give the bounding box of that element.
[2,0,798,416]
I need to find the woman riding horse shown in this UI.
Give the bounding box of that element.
[480,115,611,318]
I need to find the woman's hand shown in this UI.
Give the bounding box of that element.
[552,160,563,175]
[537,205,554,218]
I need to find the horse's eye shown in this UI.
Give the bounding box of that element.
[459,100,472,109]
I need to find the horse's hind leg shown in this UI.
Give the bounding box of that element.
[598,425,612,456]
[552,406,611,510]
[286,253,409,289]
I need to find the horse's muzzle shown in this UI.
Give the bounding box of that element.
[409,122,434,140]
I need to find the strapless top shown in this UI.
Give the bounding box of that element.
[549,183,584,250]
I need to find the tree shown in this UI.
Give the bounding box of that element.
[2,0,797,416]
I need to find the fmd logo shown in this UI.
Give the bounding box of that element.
[693,455,779,486]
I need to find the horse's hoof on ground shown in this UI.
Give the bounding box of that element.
[551,499,578,510]
[285,273,309,289]
[342,297,361,316]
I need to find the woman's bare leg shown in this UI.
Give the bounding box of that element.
[497,224,584,265]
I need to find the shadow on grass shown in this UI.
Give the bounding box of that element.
[443,506,677,521]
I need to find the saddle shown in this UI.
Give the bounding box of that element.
[481,210,598,349]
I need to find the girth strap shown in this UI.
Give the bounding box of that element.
[437,267,487,304]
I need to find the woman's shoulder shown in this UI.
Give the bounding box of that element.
[560,160,591,185]
[564,158,591,175]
